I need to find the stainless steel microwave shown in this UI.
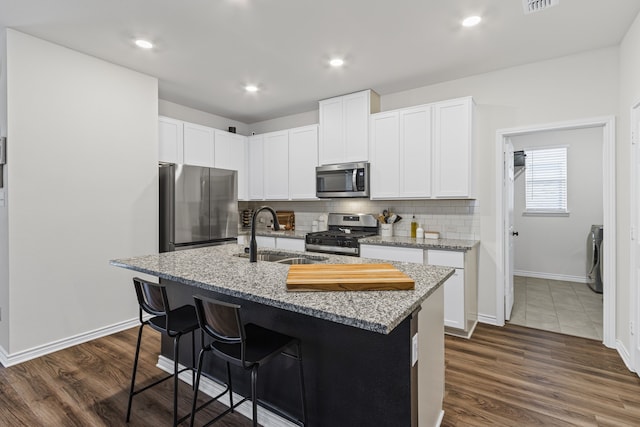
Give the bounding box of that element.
[316,162,370,198]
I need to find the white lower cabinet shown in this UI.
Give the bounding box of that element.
[359,244,423,264]
[255,236,276,249]
[276,237,305,252]
[426,248,478,338]
[251,236,304,252]
[360,244,478,338]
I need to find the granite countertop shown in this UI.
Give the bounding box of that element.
[359,235,479,251]
[110,244,453,335]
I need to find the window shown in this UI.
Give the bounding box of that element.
[524,146,568,215]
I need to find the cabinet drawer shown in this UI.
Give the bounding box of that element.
[360,245,424,264]
[426,249,464,268]
[276,237,305,252]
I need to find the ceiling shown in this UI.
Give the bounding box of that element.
[1,0,639,124]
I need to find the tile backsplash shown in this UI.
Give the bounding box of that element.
[240,199,480,240]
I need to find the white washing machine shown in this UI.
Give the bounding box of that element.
[586,224,603,293]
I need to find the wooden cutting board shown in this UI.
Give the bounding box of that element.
[286,263,415,291]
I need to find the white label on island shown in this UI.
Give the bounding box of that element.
[412,332,419,366]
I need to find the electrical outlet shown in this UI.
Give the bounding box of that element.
[411,333,418,366]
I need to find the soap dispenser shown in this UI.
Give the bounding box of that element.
[416,224,424,240]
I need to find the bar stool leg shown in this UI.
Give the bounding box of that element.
[226,362,234,413]
[126,323,145,422]
[173,334,182,427]
[296,342,307,426]
[189,347,207,427]
[251,365,259,427]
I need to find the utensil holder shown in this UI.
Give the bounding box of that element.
[381,223,393,237]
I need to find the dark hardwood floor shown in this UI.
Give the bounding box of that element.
[442,324,640,426]
[1,323,639,426]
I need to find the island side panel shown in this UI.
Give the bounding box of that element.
[418,285,445,426]
[161,278,415,427]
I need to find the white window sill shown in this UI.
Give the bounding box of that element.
[522,210,570,217]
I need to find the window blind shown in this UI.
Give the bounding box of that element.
[524,147,567,212]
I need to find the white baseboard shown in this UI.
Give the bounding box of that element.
[514,270,588,284]
[478,313,498,326]
[616,339,636,373]
[157,355,296,427]
[435,409,445,427]
[0,317,140,367]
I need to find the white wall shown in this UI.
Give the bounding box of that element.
[511,127,604,281]
[249,109,318,135]
[618,12,640,359]
[159,99,249,136]
[3,29,158,356]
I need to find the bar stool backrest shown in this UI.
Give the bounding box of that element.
[193,295,247,362]
[133,277,169,318]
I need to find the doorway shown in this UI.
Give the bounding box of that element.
[508,128,604,340]
[630,100,640,373]
[495,116,616,348]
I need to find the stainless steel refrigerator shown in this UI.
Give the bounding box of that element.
[159,163,238,252]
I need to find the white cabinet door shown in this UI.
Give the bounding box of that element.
[360,244,424,264]
[256,236,276,248]
[370,111,400,199]
[433,98,473,198]
[427,249,466,330]
[318,97,344,165]
[319,90,376,165]
[400,105,432,198]
[263,131,289,200]
[343,91,370,162]
[248,135,264,200]
[158,116,183,163]
[276,237,305,252]
[443,269,465,329]
[183,122,215,167]
[215,130,248,200]
[289,125,318,200]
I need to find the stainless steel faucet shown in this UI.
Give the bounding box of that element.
[249,206,280,262]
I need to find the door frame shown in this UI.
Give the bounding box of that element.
[495,116,616,348]
[630,100,640,372]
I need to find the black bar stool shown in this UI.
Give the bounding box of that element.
[190,295,306,427]
[127,277,200,426]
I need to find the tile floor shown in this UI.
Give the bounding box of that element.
[508,276,603,340]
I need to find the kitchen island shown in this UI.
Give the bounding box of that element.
[111,244,453,427]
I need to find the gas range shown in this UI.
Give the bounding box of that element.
[305,213,378,256]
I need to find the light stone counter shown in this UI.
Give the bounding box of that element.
[110,243,453,334]
[360,235,479,251]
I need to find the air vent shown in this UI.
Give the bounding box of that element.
[523,0,559,14]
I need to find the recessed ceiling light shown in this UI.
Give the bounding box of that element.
[329,58,344,67]
[134,39,154,49]
[245,85,259,93]
[462,16,482,27]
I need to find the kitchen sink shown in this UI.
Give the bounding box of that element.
[234,251,327,264]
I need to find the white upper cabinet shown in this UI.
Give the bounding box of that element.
[370,111,400,199]
[433,97,474,198]
[248,134,265,200]
[318,89,379,165]
[370,106,432,199]
[183,122,215,167]
[369,97,473,199]
[214,130,248,200]
[263,131,289,200]
[288,125,318,200]
[159,116,184,164]
[400,105,432,198]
